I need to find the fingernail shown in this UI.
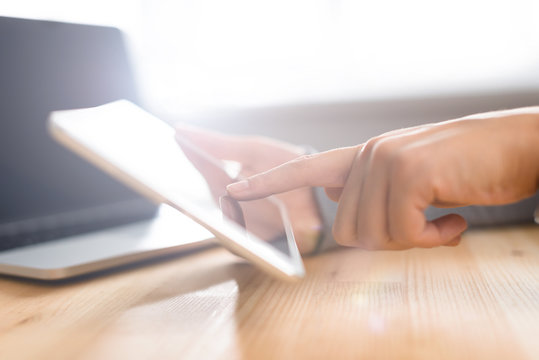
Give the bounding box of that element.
[227,180,250,194]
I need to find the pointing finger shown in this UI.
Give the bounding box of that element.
[226,146,360,200]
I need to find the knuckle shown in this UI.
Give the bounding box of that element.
[362,137,402,169]
[362,134,392,152]
[371,138,396,161]
[361,137,381,155]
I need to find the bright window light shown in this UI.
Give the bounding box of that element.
[2,0,539,113]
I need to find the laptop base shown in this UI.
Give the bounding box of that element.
[0,205,215,280]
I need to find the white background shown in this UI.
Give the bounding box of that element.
[3,1,539,114]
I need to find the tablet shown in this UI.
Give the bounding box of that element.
[48,100,304,280]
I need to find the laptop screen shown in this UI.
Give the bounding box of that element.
[0,17,156,250]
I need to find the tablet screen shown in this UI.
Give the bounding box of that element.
[49,101,304,279]
[176,136,293,255]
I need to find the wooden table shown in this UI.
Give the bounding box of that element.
[1,225,538,360]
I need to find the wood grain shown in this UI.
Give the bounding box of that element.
[1,225,538,360]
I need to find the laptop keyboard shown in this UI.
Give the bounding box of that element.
[0,221,118,252]
[0,200,156,252]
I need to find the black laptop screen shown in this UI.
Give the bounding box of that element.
[0,17,156,248]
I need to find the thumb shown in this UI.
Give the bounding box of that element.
[430,214,468,245]
[410,214,468,248]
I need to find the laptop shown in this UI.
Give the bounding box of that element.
[0,16,214,280]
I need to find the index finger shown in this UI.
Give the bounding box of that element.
[226,145,360,200]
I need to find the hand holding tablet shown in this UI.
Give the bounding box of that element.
[49,100,305,280]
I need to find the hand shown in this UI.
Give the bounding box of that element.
[226,108,539,250]
[175,125,323,254]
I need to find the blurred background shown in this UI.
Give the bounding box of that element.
[3,0,539,148]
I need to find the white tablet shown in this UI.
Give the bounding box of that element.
[48,100,305,280]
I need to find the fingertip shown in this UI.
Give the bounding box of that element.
[226,180,250,196]
[431,214,467,244]
[226,179,265,200]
